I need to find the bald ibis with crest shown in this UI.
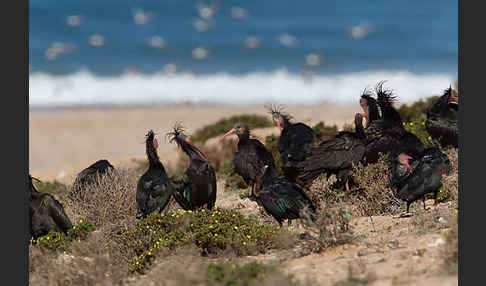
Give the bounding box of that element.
[267,104,316,184]
[136,130,174,219]
[425,86,458,148]
[294,88,383,191]
[168,123,217,210]
[220,124,278,198]
[253,165,316,226]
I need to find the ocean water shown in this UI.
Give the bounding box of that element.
[29,0,458,107]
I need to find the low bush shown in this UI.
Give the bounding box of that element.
[113,208,293,273]
[190,114,274,143]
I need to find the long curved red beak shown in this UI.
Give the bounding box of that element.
[184,138,208,160]
[219,128,236,142]
[276,119,282,130]
[398,153,414,172]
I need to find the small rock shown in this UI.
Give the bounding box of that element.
[57,253,75,264]
[438,217,447,224]
[357,248,369,257]
[428,238,446,248]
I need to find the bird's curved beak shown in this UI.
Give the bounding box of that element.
[276,119,282,130]
[184,138,209,160]
[398,153,414,172]
[220,128,236,142]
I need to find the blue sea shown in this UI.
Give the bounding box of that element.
[29,0,458,107]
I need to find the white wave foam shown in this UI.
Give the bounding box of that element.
[29,69,456,107]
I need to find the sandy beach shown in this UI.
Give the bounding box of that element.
[29,103,361,182]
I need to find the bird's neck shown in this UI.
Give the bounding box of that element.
[147,145,163,168]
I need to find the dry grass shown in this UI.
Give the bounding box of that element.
[65,168,139,235]
[29,234,127,286]
[299,201,355,253]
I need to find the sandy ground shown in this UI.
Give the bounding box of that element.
[29,103,361,181]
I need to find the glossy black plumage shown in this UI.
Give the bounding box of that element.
[388,147,451,213]
[168,124,217,210]
[136,130,174,219]
[254,166,316,226]
[71,159,115,196]
[268,105,316,183]
[297,114,367,188]
[220,124,278,195]
[425,87,458,148]
[29,175,73,240]
[295,88,384,189]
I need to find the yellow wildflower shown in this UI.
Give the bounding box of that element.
[209,225,213,229]
[136,261,139,265]
[214,233,218,237]
[234,226,238,230]
[247,235,251,239]
[242,241,247,246]
[410,122,414,126]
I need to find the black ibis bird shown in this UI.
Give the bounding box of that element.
[267,104,316,184]
[29,175,73,240]
[387,145,451,215]
[425,86,458,148]
[71,159,115,197]
[294,88,384,191]
[220,124,278,198]
[168,123,217,210]
[136,130,174,219]
[253,165,316,226]
[296,113,367,191]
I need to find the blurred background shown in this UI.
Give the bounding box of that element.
[29,0,457,107]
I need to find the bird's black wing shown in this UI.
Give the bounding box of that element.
[297,133,365,183]
[279,123,315,165]
[136,170,173,216]
[44,195,73,233]
[234,139,277,184]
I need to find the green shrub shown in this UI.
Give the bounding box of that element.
[264,134,283,171]
[33,180,69,196]
[114,208,290,273]
[190,114,273,143]
[397,96,439,122]
[312,121,339,143]
[205,261,298,286]
[402,117,439,148]
[31,219,95,252]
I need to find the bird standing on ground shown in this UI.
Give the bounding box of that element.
[387,145,451,215]
[253,165,316,226]
[136,130,174,219]
[267,104,316,184]
[168,123,217,210]
[220,124,278,198]
[29,175,73,240]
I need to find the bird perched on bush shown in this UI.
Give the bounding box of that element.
[425,86,458,148]
[71,159,115,198]
[168,123,217,210]
[29,175,73,240]
[136,130,174,219]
